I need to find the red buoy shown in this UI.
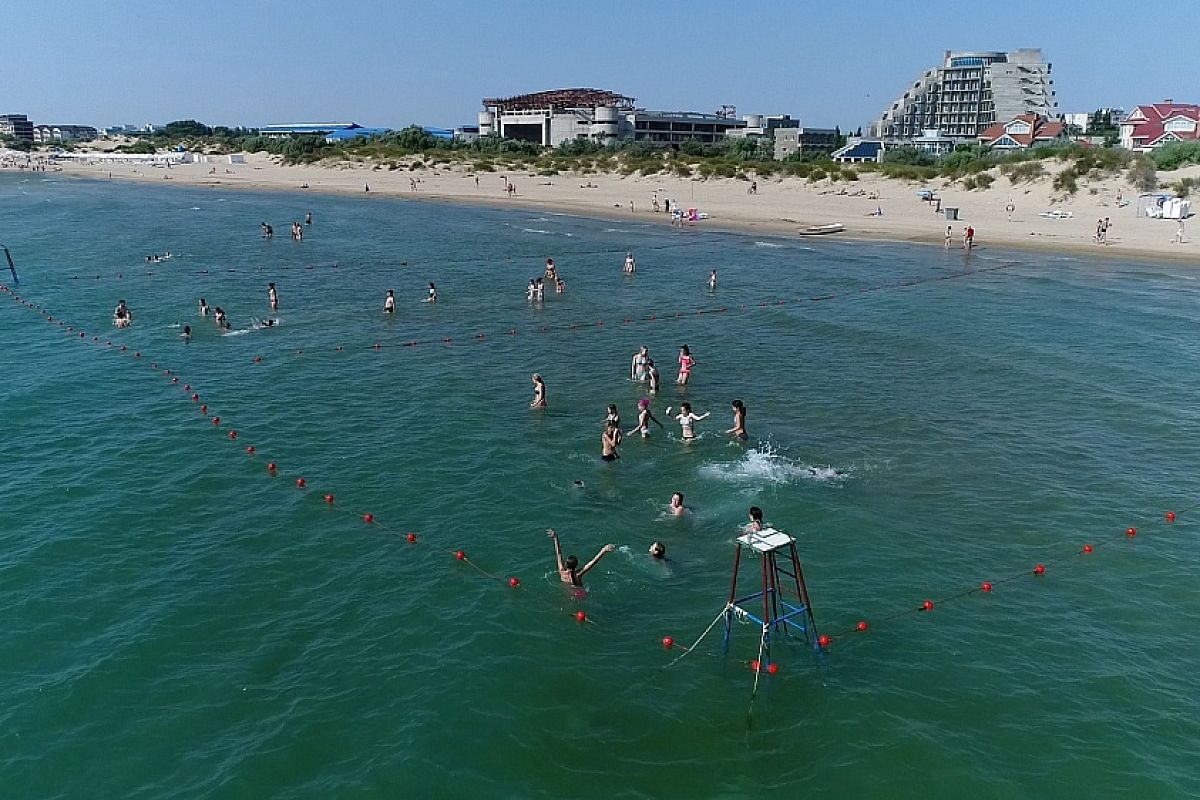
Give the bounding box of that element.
[1166,511,1176,523]
[406,533,416,543]
[922,600,935,611]
[267,462,277,472]
[662,636,674,649]
[509,577,520,588]
[228,431,237,440]
[982,581,993,592]
[856,621,869,632]
[363,513,375,524]
[455,549,466,560]
[295,477,306,488]
[575,611,587,623]
[817,634,831,648]
[766,663,779,675]
[1033,564,1046,575]
[1126,527,1137,537]
[324,494,335,504]
[246,446,255,455]
[1083,544,1093,553]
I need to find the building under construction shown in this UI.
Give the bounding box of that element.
[479,88,746,148]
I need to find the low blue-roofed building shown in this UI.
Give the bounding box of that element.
[324,127,392,143]
[259,122,361,139]
[832,139,886,163]
[422,127,454,141]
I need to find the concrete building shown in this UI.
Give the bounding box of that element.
[33,125,99,143]
[772,126,839,160]
[0,114,34,141]
[1120,102,1200,151]
[872,50,1057,142]
[480,88,746,148]
[911,129,956,156]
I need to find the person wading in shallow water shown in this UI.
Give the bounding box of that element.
[547,528,616,595]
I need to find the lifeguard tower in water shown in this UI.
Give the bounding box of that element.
[723,528,819,665]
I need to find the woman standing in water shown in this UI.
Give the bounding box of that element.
[627,398,663,439]
[547,528,615,594]
[668,402,709,442]
[726,399,748,441]
[530,373,547,409]
[677,345,695,386]
[630,346,649,382]
[384,289,396,313]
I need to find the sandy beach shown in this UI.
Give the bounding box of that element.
[26,151,1200,263]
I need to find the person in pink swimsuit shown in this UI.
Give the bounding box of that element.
[677,344,695,385]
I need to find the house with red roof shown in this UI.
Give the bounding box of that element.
[1120,101,1200,151]
[978,114,1067,149]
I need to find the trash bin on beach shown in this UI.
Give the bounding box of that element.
[944,207,959,221]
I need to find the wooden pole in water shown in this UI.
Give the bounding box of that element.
[0,245,17,284]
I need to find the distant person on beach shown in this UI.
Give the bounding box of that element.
[726,399,748,441]
[384,289,396,313]
[944,226,953,249]
[425,282,438,303]
[624,252,636,274]
[963,226,975,251]
[198,298,210,316]
[268,282,278,311]
[1006,200,1015,222]
[601,419,621,462]
[547,528,615,591]
[628,397,663,438]
[1173,219,1187,244]
[708,269,717,291]
[676,344,695,386]
[530,373,547,408]
[364,184,370,193]
[669,402,709,442]
[631,345,649,382]
[669,492,689,516]
[646,360,661,395]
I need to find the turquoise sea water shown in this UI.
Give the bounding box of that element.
[3,173,1200,798]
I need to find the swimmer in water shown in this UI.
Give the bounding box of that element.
[198,298,210,316]
[631,345,649,382]
[603,403,621,430]
[669,492,688,516]
[646,359,660,395]
[425,282,437,303]
[530,373,547,408]
[181,325,191,340]
[624,252,636,274]
[627,397,664,439]
[677,344,695,386]
[384,289,396,313]
[112,299,131,328]
[726,399,748,441]
[213,306,226,327]
[545,258,557,281]
[601,419,621,462]
[649,541,666,560]
[526,279,537,302]
[268,282,278,311]
[547,528,616,589]
[669,402,709,441]
[305,211,312,225]
[708,269,717,291]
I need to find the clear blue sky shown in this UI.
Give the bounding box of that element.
[5,0,1196,130]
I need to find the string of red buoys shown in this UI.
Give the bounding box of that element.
[4,280,1187,677]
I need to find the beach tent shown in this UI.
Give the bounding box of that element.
[1136,193,1171,218]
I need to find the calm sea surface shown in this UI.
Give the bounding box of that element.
[2,173,1199,798]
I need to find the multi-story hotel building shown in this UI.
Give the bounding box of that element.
[871,50,1057,142]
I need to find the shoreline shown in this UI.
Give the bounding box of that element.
[27,154,1200,265]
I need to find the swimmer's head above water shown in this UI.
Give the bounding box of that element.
[649,541,666,559]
